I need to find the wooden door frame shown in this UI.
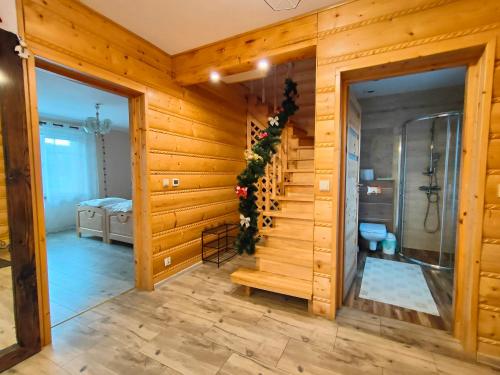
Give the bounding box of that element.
[0,29,41,372]
[334,36,496,355]
[24,56,153,346]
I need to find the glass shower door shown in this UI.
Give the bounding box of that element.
[399,112,461,269]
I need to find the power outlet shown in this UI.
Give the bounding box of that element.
[172,178,180,187]
[164,257,171,267]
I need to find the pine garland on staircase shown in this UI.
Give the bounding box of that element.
[235,78,299,255]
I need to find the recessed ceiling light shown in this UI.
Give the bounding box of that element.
[209,71,220,83]
[257,59,270,71]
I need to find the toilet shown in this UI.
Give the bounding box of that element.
[359,223,387,251]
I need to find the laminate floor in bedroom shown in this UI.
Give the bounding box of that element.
[47,230,134,326]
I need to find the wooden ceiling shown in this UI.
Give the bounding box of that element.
[244,58,316,136]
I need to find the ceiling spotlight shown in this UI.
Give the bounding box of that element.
[257,59,270,71]
[209,71,220,83]
[264,0,302,11]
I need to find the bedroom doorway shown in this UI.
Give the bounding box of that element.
[35,68,134,327]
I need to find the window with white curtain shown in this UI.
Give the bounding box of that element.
[40,125,98,233]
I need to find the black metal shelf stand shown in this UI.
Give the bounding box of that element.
[201,223,238,268]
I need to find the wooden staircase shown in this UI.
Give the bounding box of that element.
[231,125,314,308]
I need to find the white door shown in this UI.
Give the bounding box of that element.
[343,93,362,298]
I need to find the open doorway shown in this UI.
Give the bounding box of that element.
[342,67,467,331]
[35,68,134,326]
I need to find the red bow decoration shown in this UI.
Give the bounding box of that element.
[258,132,269,139]
[235,185,248,199]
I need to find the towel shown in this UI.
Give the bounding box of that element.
[367,186,382,195]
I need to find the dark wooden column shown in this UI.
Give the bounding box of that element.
[0,28,41,371]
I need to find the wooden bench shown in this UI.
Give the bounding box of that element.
[231,267,313,311]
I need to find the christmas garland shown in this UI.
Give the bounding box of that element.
[235,78,299,255]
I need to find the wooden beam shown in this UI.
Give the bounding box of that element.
[0,28,41,371]
[172,14,318,86]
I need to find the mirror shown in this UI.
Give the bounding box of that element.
[0,118,15,350]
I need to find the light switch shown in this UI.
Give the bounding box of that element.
[162,178,169,188]
[319,179,330,192]
[172,178,180,187]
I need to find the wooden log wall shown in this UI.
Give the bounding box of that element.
[147,87,245,282]
[314,0,500,365]
[481,67,500,361]
[18,0,500,364]
[20,0,246,287]
[170,0,500,364]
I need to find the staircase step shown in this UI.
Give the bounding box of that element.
[285,169,314,173]
[284,182,314,186]
[260,227,313,241]
[263,211,313,220]
[284,185,314,196]
[288,157,314,161]
[231,268,312,300]
[255,245,312,267]
[276,195,314,202]
[259,258,313,281]
[291,125,308,138]
[293,145,314,150]
[299,136,314,147]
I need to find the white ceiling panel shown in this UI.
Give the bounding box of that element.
[80,0,342,55]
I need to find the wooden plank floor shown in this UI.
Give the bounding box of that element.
[343,249,454,331]
[7,255,497,374]
[47,230,134,326]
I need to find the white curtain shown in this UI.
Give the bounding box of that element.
[40,125,98,233]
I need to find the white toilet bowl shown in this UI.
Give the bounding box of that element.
[359,223,387,251]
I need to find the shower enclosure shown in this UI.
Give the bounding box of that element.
[398,112,462,269]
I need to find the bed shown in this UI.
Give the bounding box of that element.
[76,197,126,242]
[105,200,133,245]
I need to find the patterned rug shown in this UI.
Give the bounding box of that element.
[359,257,439,315]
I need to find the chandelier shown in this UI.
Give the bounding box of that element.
[264,0,302,11]
[83,103,111,135]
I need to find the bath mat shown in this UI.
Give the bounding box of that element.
[359,257,439,315]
